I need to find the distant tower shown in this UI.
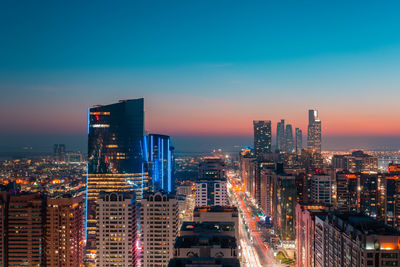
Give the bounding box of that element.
[307,110,322,152]
[285,124,294,153]
[53,144,66,162]
[276,119,285,152]
[295,128,302,154]
[253,120,272,157]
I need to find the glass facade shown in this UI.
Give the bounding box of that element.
[253,120,272,157]
[86,98,147,253]
[143,134,174,193]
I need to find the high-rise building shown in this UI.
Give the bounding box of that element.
[295,128,302,154]
[310,174,333,205]
[199,157,225,180]
[295,203,330,267]
[144,134,174,193]
[276,119,285,152]
[87,98,147,252]
[0,193,5,267]
[307,109,321,152]
[253,120,272,157]
[195,179,228,207]
[45,195,84,267]
[285,124,294,153]
[96,192,137,267]
[141,192,179,266]
[239,147,256,196]
[273,174,296,241]
[54,144,66,162]
[335,172,359,212]
[7,193,44,266]
[314,213,400,267]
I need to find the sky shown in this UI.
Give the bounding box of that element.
[1,1,400,153]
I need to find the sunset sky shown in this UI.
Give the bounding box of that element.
[1,1,400,152]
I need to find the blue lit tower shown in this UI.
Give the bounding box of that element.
[143,134,175,193]
[86,98,148,254]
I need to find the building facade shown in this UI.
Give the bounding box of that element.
[45,195,84,267]
[141,192,179,266]
[96,192,137,267]
[307,109,321,152]
[253,120,272,157]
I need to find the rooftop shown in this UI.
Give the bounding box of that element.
[194,206,238,213]
[168,257,240,267]
[180,222,235,234]
[174,235,237,249]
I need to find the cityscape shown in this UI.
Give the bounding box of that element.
[2,1,400,267]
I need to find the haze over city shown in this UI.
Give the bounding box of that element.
[1,1,400,153]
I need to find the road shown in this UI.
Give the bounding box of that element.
[228,174,284,267]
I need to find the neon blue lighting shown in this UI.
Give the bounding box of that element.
[161,138,164,191]
[143,135,149,163]
[87,108,90,134]
[167,138,172,193]
[85,163,88,240]
[150,135,153,162]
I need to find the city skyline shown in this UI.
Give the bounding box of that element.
[1,1,400,153]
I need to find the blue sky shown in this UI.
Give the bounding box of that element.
[1,1,400,152]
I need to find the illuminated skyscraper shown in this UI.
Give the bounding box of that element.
[144,134,174,193]
[87,98,148,254]
[253,120,272,157]
[307,109,321,152]
[276,119,285,152]
[295,128,302,154]
[285,124,294,153]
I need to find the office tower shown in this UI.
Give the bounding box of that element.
[276,119,285,152]
[195,179,228,207]
[141,192,179,266]
[45,195,84,267]
[335,172,359,212]
[360,173,385,220]
[199,157,225,180]
[170,221,240,267]
[54,144,66,162]
[314,213,400,267]
[310,174,333,205]
[253,120,272,157]
[285,124,294,153]
[273,174,296,241]
[295,128,302,154]
[193,206,239,240]
[259,162,275,215]
[295,203,331,267]
[307,109,321,152]
[96,192,137,267]
[7,193,44,266]
[87,98,147,251]
[239,147,256,195]
[145,134,174,193]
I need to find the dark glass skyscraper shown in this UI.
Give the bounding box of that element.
[86,98,148,255]
[143,134,175,193]
[253,120,272,157]
[276,119,285,152]
[285,124,294,153]
[295,128,302,154]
